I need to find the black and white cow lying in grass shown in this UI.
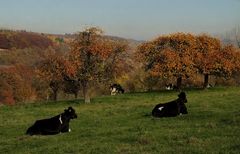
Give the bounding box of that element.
[26,106,77,135]
[152,92,188,117]
[165,83,177,90]
[110,83,125,95]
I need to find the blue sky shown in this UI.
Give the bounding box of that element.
[0,0,239,40]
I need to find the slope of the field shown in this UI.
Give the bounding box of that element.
[0,87,239,154]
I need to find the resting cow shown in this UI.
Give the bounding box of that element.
[152,92,188,117]
[165,83,177,90]
[110,84,124,95]
[26,106,77,135]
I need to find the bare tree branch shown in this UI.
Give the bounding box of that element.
[235,26,240,48]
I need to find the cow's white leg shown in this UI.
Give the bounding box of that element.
[69,128,71,132]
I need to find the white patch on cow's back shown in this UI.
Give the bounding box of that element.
[59,115,63,124]
[158,106,164,111]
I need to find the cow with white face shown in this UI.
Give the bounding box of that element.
[152,92,188,117]
[26,107,77,135]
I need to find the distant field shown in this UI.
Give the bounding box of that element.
[0,87,240,154]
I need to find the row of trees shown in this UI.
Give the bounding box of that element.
[1,28,240,104]
[136,33,240,89]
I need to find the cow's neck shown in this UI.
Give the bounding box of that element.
[60,113,71,122]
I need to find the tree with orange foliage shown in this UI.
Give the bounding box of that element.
[195,34,239,88]
[35,49,74,101]
[214,45,239,78]
[101,39,131,82]
[195,34,222,88]
[137,33,197,89]
[69,27,129,103]
[0,64,35,104]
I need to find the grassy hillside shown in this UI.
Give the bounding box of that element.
[0,87,239,154]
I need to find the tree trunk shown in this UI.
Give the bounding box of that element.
[203,74,209,89]
[176,77,182,90]
[50,81,59,102]
[52,90,58,101]
[82,81,90,103]
[74,92,78,99]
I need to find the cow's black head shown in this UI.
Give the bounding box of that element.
[178,92,187,103]
[64,106,77,119]
[178,92,188,114]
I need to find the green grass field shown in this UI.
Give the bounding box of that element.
[0,87,240,154]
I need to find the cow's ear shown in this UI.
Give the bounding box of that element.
[178,92,186,98]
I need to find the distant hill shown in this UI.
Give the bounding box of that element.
[2,28,239,51]
[47,33,143,46]
[0,29,143,51]
[46,33,142,54]
[0,29,53,49]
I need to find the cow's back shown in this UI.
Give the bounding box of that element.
[26,115,61,135]
[152,101,180,117]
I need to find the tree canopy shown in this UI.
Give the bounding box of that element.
[69,27,129,103]
[136,33,240,89]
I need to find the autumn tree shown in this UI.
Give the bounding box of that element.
[0,64,35,104]
[62,75,80,99]
[35,49,74,101]
[195,34,240,88]
[101,40,131,83]
[195,34,222,88]
[214,45,239,78]
[69,27,129,103]
[0,66,17,105]
[136,33,197,89]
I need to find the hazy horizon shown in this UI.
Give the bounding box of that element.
[0,0,240,40]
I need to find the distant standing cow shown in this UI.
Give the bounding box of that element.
[110,84,125,95]
[26,106,77,135]
[152,92,188,117]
